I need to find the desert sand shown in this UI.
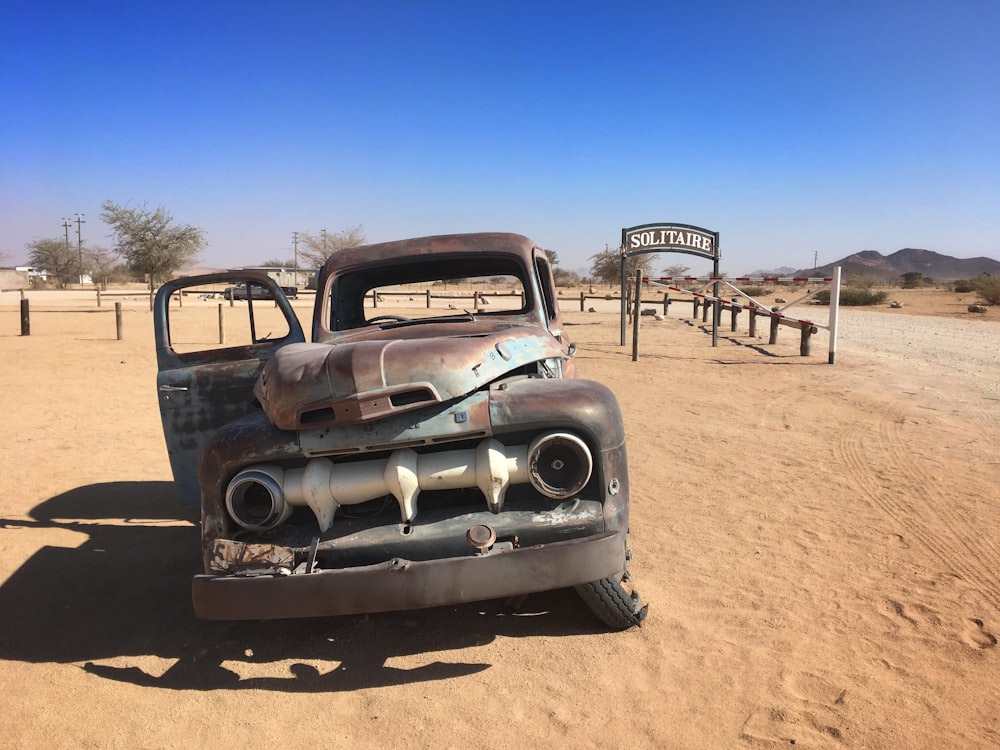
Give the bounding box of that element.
[0,287,997,749]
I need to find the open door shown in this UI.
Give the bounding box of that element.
[153,273,306,503]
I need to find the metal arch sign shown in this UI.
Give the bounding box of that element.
[622,223,719,261]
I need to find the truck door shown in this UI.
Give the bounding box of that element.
[153,274,306,503]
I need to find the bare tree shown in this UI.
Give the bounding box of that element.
[86,246,119,290]
[297,225,366,268]
[26,237,79,287]
[100,200,206,286]
[589,247,653,286]
[662,263,691,278]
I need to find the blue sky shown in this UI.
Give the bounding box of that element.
[2,1,998,275]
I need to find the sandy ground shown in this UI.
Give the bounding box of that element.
[0,287,998,749]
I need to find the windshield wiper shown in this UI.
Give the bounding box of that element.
[377,312,476,329]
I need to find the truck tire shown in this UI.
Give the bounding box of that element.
[575,573,648,630]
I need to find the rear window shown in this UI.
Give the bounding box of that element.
[327,254,531,330]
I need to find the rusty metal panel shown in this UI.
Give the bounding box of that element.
[256,328,566,431]
[299,391,492,456]
[193,531,625,620]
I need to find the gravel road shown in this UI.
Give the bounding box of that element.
[836,308,1000,399]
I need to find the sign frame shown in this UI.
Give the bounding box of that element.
[619,222,721,346]
[621,222,720,262]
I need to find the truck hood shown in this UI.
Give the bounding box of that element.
[254,326,567,431]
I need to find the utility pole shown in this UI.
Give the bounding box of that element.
[75,213,86,284]
[813,250,818,273]
[292,231,299,275]
[61,218,72,252]
[322,228,328,257]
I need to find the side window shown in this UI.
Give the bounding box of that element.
[534,256,558,322]
[161,280,297,355]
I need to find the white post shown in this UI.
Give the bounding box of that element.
[828,266,841,364]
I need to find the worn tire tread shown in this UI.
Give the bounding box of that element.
[575,574,648,631]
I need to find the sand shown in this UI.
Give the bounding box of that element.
[0,287,997,749]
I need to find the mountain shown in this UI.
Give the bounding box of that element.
[745,265,797,277]
[795,249,1000,282]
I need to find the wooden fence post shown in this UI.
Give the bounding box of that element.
[115,302,123,340]
[800,326,812,356]
[769,316,779,344]
[426,289,431,308]
[218,304,225,345]
[749,307,757,337]
[580,291,585,312]
[662,293,669,316]
[97,288,102,308]
[693,298,700,318]
[632,269,642,362]
[20,298,30,336]
[730,302,739,332]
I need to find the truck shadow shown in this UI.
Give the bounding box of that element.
[0,482,603,692]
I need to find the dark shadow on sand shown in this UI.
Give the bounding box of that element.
[0,482,605,692]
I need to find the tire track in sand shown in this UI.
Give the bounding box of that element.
[836,402,1000,609]
[879,402,1000,572]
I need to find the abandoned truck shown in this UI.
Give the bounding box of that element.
[153,233,646,629]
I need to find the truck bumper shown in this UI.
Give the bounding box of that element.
[192,529,625,620]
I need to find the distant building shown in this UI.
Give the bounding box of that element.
[237,266,317,289]
[15,266,45,282]
[2,267,31,288]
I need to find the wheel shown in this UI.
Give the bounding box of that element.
[367,314,410,324]
[575,572,648,630]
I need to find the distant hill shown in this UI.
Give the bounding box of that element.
[745,265,797,277]
[795,249,1000,282]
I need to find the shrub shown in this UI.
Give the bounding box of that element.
[741,286,773,297]
[973,275,1000,305]
[952,279,977,293]
[553,268,582,287]
[812,289,889,306]
[846,273,878,290]
[900,271,933,288]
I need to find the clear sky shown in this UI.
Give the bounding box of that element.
[3,1,998,275]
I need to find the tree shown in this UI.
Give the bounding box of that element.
[297,225,366,268]
[589,247,653,286]
[542,248,558,266]
[86,246,119,290]
[100,200,206,285]
[899,271,933,288]
[663,263,690,278]
[260,257,297,267]
[26,237,79,287]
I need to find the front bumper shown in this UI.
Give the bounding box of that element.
[192,528,625,620]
